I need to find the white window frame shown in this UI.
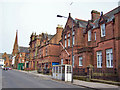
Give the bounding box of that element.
[88,30,91,41]
[79,56,83,66]
[95,32,96,41]
[68,33,70,37]
[101,24,106,37]
[65,35,67,39]
[72,31,75,45]
[73,36,75,45]
[72,31,75,35]
[61,59,63,65]
[97,51,102,68]
[65,39,67,48]
[68,38,70,47]
[106,49,113,68]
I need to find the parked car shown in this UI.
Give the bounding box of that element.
[3,67,9,70]
[3,67,12,70]
[7,67,12,70]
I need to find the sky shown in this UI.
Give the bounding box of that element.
[0,0,119,54]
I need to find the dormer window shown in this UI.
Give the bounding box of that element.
[68,33,70,37]
[64,34,67,48]
[68,38,70,47]
[72,31,75,45]
[73,36,75,45]
[68,33,70,47]
[88,30,91,41]
[65,39,67,48]
[101,24,105,37]
[94,32,96,41]
[72,31,75,35]
[65,35,67,39]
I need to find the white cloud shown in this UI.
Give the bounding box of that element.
[0,1,119,54]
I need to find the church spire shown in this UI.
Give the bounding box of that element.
[15,30,18,46]
[12,30,18,56]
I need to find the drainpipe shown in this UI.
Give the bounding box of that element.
[112,18,116,73]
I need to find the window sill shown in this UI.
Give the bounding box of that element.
[106,66,113,68]
[97,67,102,68]
[68,46,70,48]
[101,35,106,37]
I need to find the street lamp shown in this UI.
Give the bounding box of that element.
[57,14,74,83]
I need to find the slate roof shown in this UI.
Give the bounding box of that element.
[47,35,54,40]
[18,46,29,53]
[86,6,120,31]
[75,18,88,28]
[105,6,120,18]
[100,6,120,23]
[40,33,54,43]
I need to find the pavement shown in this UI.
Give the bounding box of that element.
[16,70,120,90]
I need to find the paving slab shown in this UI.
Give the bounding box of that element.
[73,79,119,89]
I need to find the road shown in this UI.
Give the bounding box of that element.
[2,69,91,89]
[0,68,2,89]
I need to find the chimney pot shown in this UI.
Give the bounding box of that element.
[91,10,100,21]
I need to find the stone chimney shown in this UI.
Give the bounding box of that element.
[91,10,100,21]
[56,24,63,34]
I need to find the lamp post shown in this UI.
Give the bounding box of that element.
[57,14,74,83]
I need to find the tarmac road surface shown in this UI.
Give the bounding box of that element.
[2,69,92,89]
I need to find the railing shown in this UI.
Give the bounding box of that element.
[73,67,119,81]
[92,68,118,81]
[73,68,88,76]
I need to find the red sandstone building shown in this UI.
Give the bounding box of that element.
[29,33,41,70]
[37,25,63,72]
[2,52,12,67]
[15,47,29,70]
[60,6,120,81]
[11,6,120,81]
[29,25,63,71]
[59,13,88,68]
